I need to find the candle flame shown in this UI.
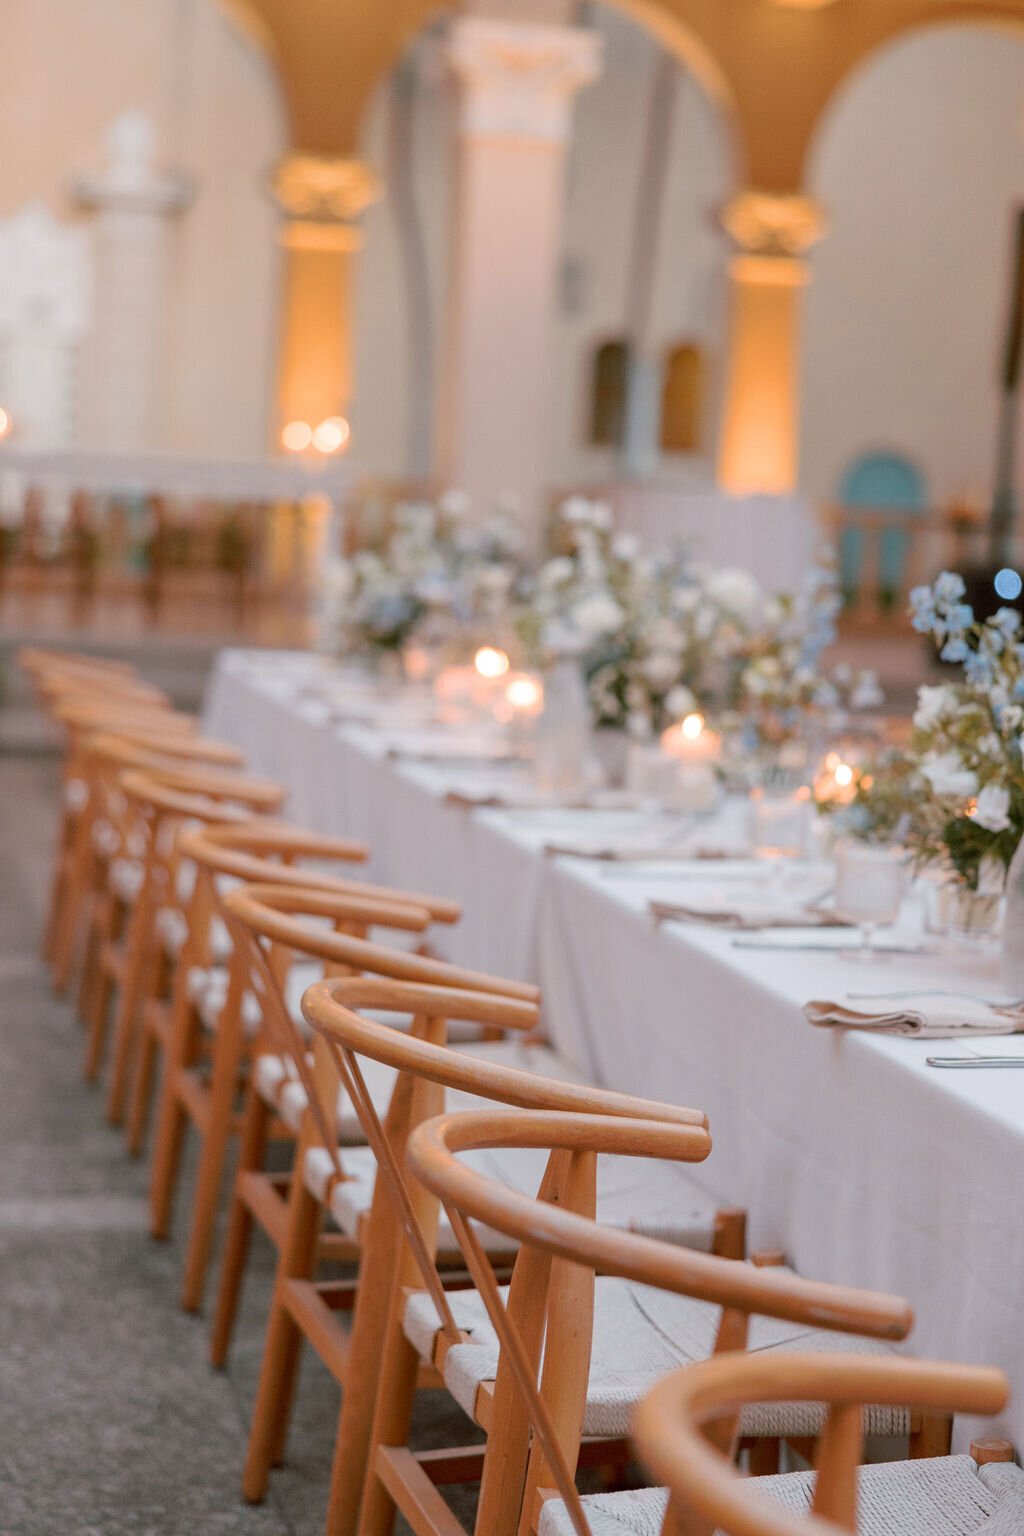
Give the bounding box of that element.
[506,676,542,710]
[475,647,510,679]
[681,712,704,741]
[834,762,853,787]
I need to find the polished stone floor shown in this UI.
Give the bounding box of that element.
[0,751,475,1535]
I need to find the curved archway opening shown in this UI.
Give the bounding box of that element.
[801,19,1024,521]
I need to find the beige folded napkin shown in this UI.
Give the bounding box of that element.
[652,900,847,930]
[804,998,1024,1038]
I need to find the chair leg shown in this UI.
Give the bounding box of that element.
[242,1168,322,1503]
[909,1413,953,1459]
[210,1087,273,1366]
[83,962,117,1083]
[149,995,203,1240]
[51,825,95,993]
[355,1310,424,1536]
[125,1009,160,1156]
[181,995,247,1312]
[105,892,158,1125]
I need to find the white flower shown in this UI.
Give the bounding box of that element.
[320,558,355,602]
[538,556,574,590]
[437,488,470,520]
[611,532,639,563]
[972,783,1012,832]
[921,751,979,799]
[570,590,624,637]
[704,567,761,620]
[664,684,696,719]
[913,684,956,731]
[641,652,679,690]
[1001,704,1023,733]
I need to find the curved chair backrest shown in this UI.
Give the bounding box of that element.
[184,823,458,924]
[405,1107,914,1536]
[18,646,137,680]
[634,1352,1009,1536]
[35,668,170,710]
[89,729,247,771]
[220,892,542,1212]
[54,696,198,738]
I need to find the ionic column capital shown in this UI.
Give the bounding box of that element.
[270,154,383,253]
[720,191,828,286]
[445,16,603,144]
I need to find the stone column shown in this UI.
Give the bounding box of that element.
[716,191,827,496]
[439,16,602,547]
[269,154,382,441]
[72,111,191,452]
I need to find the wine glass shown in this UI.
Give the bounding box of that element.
[833,840,907,958]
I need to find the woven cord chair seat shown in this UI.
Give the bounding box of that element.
[403,1275,909,1440]
[537,1457,1024,1536]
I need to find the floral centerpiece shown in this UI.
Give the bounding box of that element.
[316,491,526,662]
[736,565,882,748]
[516,497,763,737]
[830,572,1024,901]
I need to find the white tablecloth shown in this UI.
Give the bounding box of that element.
[205,649,1024,1450]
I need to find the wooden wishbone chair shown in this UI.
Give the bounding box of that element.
[142,820,370,1177]
[633,1353,1018,1536]
[151,863,440,1318]
[42,698,197,967]
[401,1108,937,1536]
[51,725,248,993]
[89,763,285,1125]
[268,978,715,1532]
[207,882,539,1360]
[149,821,466,1259]
[71,729,254,1026]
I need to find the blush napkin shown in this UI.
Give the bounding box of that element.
[804,998,1024,1039]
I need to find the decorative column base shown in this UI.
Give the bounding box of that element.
[716,191,827,496]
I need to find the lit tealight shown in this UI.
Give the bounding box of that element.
[282,420,313,453]
[505,676,543,712]
[474,646,510,680]
[0,407,11,440]
[313,416,351,455]
[681,712,704,741]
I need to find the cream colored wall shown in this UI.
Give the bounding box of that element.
[801,24,1024,508]
[0,0,286,454]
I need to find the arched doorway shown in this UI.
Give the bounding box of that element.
[801,21,1024,513]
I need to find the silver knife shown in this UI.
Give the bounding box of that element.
[927,1056,1024,1068]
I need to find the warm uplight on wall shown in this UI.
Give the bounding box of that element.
[312,416,351,454]
[282,419,313,452]
[0,407,12,440]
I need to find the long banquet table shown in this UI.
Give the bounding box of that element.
[205,648,1024,1450]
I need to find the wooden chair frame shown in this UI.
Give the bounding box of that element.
[253,977,710,1534]
[207,882,540,1360]
[634,1352,1012,1536]
[398,1108,957,1536]
[145,850,456,1317]
[82,763,284,1122]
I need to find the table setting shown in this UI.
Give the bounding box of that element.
[205,499,1024,1450]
